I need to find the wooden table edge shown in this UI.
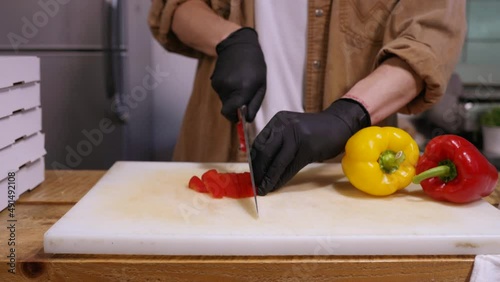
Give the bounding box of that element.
[1,169,496,281]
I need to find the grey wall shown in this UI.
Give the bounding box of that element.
[462,0,500,65]
[125,0,198,162]
[456,0,500,85]
[151,41,197,161]
[125,0,154,161]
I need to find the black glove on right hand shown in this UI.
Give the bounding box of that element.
[251,99,371,195]
[211,27,267,123]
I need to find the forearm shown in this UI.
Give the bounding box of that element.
[171,0,241,57]
[343,57,424,124]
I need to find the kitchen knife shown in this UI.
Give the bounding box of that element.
[237,106,259,217]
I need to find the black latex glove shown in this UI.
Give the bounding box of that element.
[211,27,266,122]
[251,98,371,195]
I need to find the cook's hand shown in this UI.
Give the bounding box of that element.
[211,27,266,122]
[251,99,371,195]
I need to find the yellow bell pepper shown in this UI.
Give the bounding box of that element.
[341,126,420,196]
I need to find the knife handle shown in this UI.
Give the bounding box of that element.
[237,108,247,152]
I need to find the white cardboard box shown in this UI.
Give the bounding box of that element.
[0,157,45,212]
[16,157,45,197]
[0,107,42,150]
[0,82,41,119]
[0,56,40,89]
[0,132,46,180]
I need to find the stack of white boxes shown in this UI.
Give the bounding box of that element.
[0,57,46,211]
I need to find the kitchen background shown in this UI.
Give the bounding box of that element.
[401,0,500,163]
[0,0,499,170]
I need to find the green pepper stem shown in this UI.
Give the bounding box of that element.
[412,165,450,184]
[379,150,406,174]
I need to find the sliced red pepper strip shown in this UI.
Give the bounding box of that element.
[189,170,255,199]
[202,169,225,198]
[188,176,207,193]
[236,172,254,198]
[222,173,240,198]
[412,135,498,204]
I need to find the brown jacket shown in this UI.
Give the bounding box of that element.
[149,0,466,162]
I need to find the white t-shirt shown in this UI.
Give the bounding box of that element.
[252,0,308,137]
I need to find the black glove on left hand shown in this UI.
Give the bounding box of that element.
[211,27,266,122]
[251,98,371,195]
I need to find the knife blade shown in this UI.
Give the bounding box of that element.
[238,106,259,217]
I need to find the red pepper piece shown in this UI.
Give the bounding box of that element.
[222,173,240,198]
[236,172,254,198]
[201,169,218,182]
[202,169,225,198]
[412,135,498,204]
[188,176,207,193]
[189,170,255,199]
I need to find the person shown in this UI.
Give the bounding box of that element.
[148,0,466,195]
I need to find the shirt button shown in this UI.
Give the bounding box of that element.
[312,60,321,69]
[315,9,324,17]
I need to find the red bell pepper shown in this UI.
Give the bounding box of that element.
[190,169,254,199]
[412,135,498,204]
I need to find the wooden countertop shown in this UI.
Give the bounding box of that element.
[1,170,499,281]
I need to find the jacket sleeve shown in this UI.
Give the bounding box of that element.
[148,0,200,58]
[374,0,467,114]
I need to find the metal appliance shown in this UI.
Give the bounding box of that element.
[0,0,154,169]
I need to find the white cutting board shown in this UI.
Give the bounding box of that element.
[44,161,500,256]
